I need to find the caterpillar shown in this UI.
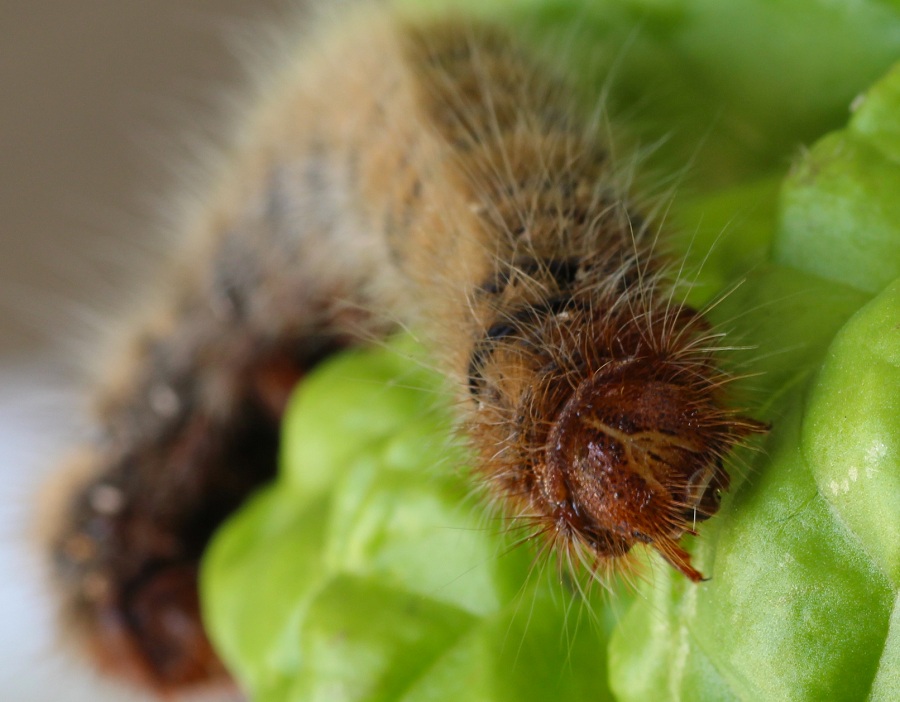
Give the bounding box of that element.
[40,3,767,697]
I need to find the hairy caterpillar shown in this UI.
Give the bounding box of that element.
[41,3,767,696]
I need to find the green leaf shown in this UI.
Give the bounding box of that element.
[203,342,623,702]
[775,62,900,294]
[803,280,900,587]
[609,62,900,702]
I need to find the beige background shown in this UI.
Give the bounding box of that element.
[0,0,286,359]
[0,2,288,700]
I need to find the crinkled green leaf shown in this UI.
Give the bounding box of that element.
[775,62,900,294]
[609,63,900,702]
[804,279,900,587]
[202,2,900,701]
[203,343,622,702]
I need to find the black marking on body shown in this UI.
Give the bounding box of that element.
[467,293,586,396]
[478,256,583,295]
[211,234,260,322]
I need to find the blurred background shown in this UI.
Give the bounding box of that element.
[0,1,286,699]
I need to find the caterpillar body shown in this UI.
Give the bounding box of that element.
[42,4,766,696]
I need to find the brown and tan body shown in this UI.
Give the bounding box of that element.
[43,6,765,696]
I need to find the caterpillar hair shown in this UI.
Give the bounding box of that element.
[40,3,766,695]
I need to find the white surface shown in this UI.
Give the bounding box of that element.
[0,362,139,701]
[0,362,242,702]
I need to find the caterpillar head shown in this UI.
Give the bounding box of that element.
[538,352,767,582]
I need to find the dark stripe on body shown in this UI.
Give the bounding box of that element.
[467,294,586,396]
[478,256,582,295]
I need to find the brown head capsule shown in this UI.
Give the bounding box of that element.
[467,291,768,584]
[539,354,763,582]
